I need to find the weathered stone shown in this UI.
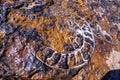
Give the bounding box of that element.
[51,53,61,66]
[63,43,74,52]
[117,31,120,42]
[0,0,119,79]
[58,54,69,69]
[43,47,54,62]
[12,2,24,9]
[68,68,80,77]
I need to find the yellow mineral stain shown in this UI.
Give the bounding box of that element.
[7,10,73,53]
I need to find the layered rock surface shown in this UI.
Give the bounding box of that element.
[0,0,120,80]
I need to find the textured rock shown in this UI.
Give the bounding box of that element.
[0,0,120,80]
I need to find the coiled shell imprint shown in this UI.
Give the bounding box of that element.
[35,19,95,76]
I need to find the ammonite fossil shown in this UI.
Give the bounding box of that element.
[35,19,95,75]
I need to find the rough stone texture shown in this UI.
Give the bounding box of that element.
[0,0,120,80]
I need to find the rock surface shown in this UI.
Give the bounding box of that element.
[0,0,120,80]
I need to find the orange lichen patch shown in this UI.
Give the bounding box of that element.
[87,51,110,80]
[68,52,83,68]
[47,26,73,52]
[72,51,110,80]
[91,51,109,70]
[3,0,119,79]
[39,17,73,52]
[77,0,96,21]
[99,41,112,53]
[0,0,12,4]
[111,32,120,51]
[76,52,83,65]
[97,16,120,52]
[68,55,75,68]
[71,38,112,80]
[0,33,4,39]
[31,72,45,80]
[95,38,113,57]
[61,0,68,9]
[46,58,52,66]
[7,10,43,31]
[114,42,120,52]
[7,9,73,52]
[83,40,111,79]
[36,51,44,60]
[111,30,120,51]
[21,73,29,79]
[98,16,110,30]
[96,11,120,52]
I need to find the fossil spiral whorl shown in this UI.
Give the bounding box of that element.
[36,19,95,73]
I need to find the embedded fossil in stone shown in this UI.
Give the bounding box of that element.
[0,0,119,79]
[34,20,96,77]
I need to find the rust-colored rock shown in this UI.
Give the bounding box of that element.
[0,0,120,80]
